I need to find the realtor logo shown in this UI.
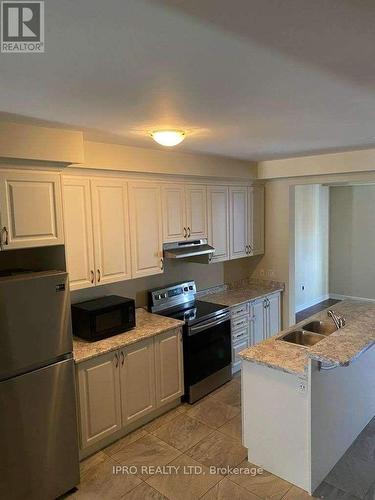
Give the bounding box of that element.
[1,1,44,52]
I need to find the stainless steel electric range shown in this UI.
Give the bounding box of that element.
[148,281,231,403]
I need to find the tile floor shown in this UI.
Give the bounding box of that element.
[67,373,375,500]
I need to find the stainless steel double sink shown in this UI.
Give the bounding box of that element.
[278,320,338,347]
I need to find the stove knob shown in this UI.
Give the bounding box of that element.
[189,285,194,290]
[183,287,188,292]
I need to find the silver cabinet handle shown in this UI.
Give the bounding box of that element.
[121,351,125,366]
[160,258,164,271]
[90,270,94,284]
[114,353,119,368]
[3,227,8,246]
[97,269,101,282]
[187,227,191,238]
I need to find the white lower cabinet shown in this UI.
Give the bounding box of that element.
[155,329,184,406]
[267,292,281,337]
[251,298,266,344]
[231,292,281,373]
[77,351,122,449]
[76,328,183,451]
[120,339,156,425]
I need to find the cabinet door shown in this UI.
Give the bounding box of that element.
[267,293,281,338]
[62,177,95,290]
[251,299,266,345]
[155,328,184,407]
[128,182,163,278]
[185,185,207,239]
[91,178,132,285]
[77,351,122,449]
[207,186,229,262]
[229,186,248,259]
[162,184,186,242]
[248,186,265,255]
[0,171,63,249]
[120,339,156,425]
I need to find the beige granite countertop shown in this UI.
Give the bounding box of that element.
[240,299,375,376]
[201,282,284,308]
[73,308,184,364]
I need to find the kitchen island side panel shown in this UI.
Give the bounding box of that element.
[310,346,375,493]
[241,361,310,491]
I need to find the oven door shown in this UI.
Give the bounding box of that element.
[184,312,231,387]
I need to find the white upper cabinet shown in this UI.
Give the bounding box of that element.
[207,186,230,262]
[161,183,207,242]
[229,186,248,259]
[185,185,207,240]
[63,176,132,290]
[128,181,163,278]
[62,177,95,290]
[248,185,265,256]
[0,170,63,250]
[162,184,186,242]
[91,179,131,285]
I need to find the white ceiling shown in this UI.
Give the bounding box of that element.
[1,0,375,160]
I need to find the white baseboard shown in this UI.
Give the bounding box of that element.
[296,293,375,314]
[295,294,330,313]
[329,293,375,302]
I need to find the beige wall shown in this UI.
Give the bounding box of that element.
[82,141,257,179]
[0,120,256,179]
[294,185,329,311]
[0,122,83,164]
[329,185,375,300]
[250,171,375,327]
[70,257,255,307]
[258,148,375,180]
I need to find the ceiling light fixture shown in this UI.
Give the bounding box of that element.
[151,130,185,147]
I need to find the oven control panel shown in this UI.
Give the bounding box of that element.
[148,281,196,313]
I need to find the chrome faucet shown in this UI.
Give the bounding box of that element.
[327,310,346,329]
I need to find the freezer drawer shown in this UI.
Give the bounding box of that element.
[0,271,72,379]
[0,358,80,500]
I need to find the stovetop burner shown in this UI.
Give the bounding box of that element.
[157,300,228,325]
[148,280,229,325]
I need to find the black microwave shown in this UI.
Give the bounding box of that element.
[72,295,136,341]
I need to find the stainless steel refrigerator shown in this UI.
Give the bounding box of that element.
[0,270,80,500]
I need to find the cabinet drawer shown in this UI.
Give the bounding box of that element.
[232,338,249,373]
[231,302,249,318]
[231,316,249,331]
[232,326,249,343]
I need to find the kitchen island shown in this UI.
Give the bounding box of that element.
[240,299,375,495]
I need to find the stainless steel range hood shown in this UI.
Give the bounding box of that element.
[163,239,215,263]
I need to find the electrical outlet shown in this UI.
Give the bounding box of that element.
[298,381,307,393]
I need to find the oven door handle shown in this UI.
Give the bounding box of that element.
[188,312,231,335]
